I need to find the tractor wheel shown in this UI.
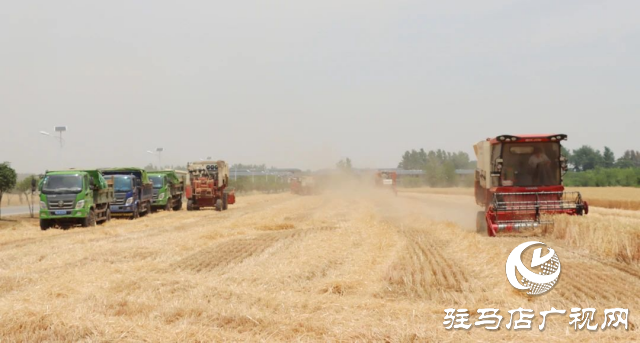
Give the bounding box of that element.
[476,211,487,235]
[40,219,51,231]
[222,193,228,211]
[187,200,194,211]
[215,199,222,211]
[82,210,97,228]
[173,199,183,211]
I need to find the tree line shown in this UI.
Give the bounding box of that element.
[565,147,640,171]
[563,146,640,187]
[396,146,640,188]
[0,162,41,219]
[397,149,475,187]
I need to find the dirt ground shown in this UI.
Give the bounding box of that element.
[0,190,637,341]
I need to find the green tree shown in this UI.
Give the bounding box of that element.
[0,162,18,219]
[398,149,474,186]
[336,158,353,172]
[570,146,603,171]
[603,147,615,168]
[144,163,157,171]
[15,175,39,218]
[616,150,640,168]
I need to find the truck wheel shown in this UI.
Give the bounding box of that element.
[40,219,51,231]
[222,193,228,211]
[476,211,487,234]
[140,202,149,217]
[173,199,183,211]
[187,200,194,211]
[83,210,97,227]
[215,199,222,211]
[98,208,111,225]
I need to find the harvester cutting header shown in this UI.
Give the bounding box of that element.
[474,134,588,236]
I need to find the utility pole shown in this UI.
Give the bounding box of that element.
[40,125,67,169]
[147,147,164,169]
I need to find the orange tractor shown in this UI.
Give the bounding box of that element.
[474,134,588,236]
[185,160,235,211]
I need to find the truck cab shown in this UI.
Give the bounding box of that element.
[149,170,186,211]
[39,170,114,229]
[100,168,153,219]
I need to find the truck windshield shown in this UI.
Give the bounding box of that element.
[500,142,561,187]
[112,176,134,192]
[149,175,164,189]
[41,174,83,194]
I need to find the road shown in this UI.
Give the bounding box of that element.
[0,191,636,341]
[0,205,34,217]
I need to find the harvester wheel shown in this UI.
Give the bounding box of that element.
[222,193,228,211]
[476,211,487,235]
[187,200,194,211]
[83,210,97,227]
[215,199,222,211]
[39,219,51,231]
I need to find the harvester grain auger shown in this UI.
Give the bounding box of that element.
[473,134,588,236]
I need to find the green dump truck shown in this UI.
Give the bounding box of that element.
[148,170,187,211]
[39,170,114,230]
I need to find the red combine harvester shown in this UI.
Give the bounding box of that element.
[290,176,317,195]
[290,177,302,194]
[474,134,588,236]
[375,171,397,195]
[185,160,235,211]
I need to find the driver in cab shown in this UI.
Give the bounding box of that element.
[528,147,551,169]
[529,147,552,184]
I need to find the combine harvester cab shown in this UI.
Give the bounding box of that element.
[185,160,235,211]
[474,134,588,236]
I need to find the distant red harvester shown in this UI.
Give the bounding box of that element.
[290,176,318,195]
[474,134,588,236]
[375,171,397,195]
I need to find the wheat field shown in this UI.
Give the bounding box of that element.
[0,190,637,341]
[401,186,640,211]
